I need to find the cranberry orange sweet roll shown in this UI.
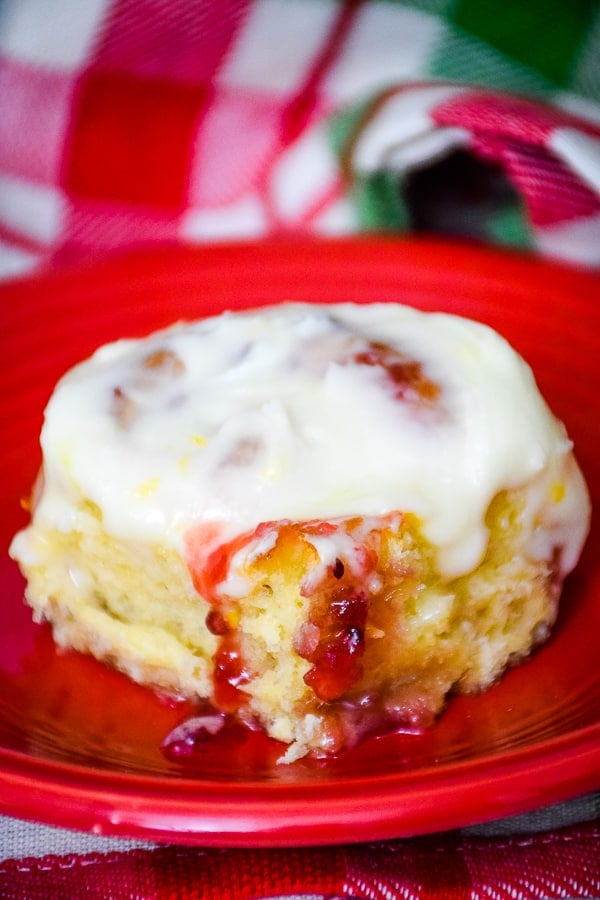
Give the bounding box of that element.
[10,303,591,761]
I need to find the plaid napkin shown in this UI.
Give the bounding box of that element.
[1,1,600,897]
[1,809,599,899]
[1,0,600,279]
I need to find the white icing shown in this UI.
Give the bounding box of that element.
[15,303,590,579]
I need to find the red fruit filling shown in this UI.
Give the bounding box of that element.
[212,632,251,712]
[297,584,369,702]
[184,516,403,749]
[351,340,440,404]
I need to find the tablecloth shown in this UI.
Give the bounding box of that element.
[1,1,599,897]
[1,809,599,900]
[2,0,600,278]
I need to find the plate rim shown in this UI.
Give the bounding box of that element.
[1,235,599,846]
[0,722,598,846]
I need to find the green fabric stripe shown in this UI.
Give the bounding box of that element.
[485,203,534,250]
[377,0,454,14]
[353,172,411,232]
[328,100,373,160]
[449,0,598,87]
[429,27,554,97]
[323,0,600,249]
[570,5,600,100]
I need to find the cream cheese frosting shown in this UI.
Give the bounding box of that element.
[15,302,590,580]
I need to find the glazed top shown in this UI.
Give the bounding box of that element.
[20,302,590,578]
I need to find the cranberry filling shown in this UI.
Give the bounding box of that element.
[205,608,231,637]
[332,557,345,579]
[352,340,440,404]
[299,585,369,702]
[184,515,420,756]
[186,531,260,715]
[161,709,227,759]
[212,632,251,712]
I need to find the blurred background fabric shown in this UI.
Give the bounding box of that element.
[0,0,600,280]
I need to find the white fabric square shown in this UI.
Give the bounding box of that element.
[0,174,64,244]
[536,212,600,266]
[180,193,268,241]
[270,123,339,221]
[0,0,111,69]
[555,92,600,127]
[324,4,443,104]
[312,195,358,234]
[0,241,38,280]
[551,127,600,194]
[220,0,339,94]
[350,84,466,173]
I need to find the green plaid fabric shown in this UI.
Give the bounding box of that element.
[1,0,599,273]
[330,0,600,249]
[384,0,600,100]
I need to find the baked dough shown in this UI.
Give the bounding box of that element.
[10,303,591,761]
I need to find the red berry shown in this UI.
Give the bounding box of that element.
[304,625,364,701]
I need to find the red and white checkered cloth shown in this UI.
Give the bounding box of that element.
[1,0,600,279]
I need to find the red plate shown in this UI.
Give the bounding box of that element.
[0,237,598,847]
